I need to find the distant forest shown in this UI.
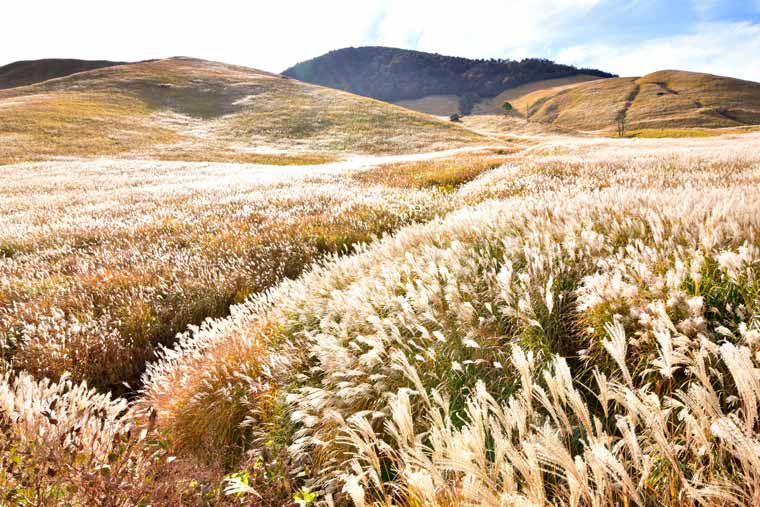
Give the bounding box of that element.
[283,46,615,113]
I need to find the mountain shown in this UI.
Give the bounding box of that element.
[522,70,760,133]
[0,57,487,165]
[0,58,127,89]
[282,46,615,114]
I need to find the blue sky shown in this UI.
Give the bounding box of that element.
[3,0,760,81]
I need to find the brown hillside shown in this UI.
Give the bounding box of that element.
[394,75,604,117]
[0,58,487,165]
[524,70,760,133]
[471,74,603,115]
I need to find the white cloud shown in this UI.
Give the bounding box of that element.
[369,0,602,60]
[556,21,760,81]
[0,0,601,71]
[0,0,382,71]
[1,0,757,82]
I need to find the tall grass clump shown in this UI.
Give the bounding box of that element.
[0,371,178,506]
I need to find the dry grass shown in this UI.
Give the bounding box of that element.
[0,159,464,393]
[0,91,181,163]
[525,70,760,133]
[0,57,487,165]
[353,151,510,190]
[392,75,603,117]
[471,74,603,115]
[132,135,760,506]
[6,61,760,507]
[621,125,760,138]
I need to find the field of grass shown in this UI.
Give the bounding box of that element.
[620,125,760,138]
[0,158,484,394]
[4,130,760,506]
[0,58,487,165]
[3,55,760,507]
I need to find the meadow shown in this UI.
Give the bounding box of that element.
[2,130,760,506]
[0,152,512,395]
[0,58,486,166]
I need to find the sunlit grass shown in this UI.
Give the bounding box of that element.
[138,135,760,506]
[354,151,509,190]
[0,58,489,165]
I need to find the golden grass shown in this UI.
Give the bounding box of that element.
[354,152,510,190]
[524,70,760,133]
[0,57,489,165]
[137,135,760,507]
[0,91,181,163]
[472,74,603,115]
[621,128,719,138]
[224,82,485,155]
[153,151,338,165]
[6,133,760,506]
[392,75,603,117]
[0,159,469,392]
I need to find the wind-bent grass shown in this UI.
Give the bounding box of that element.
[5,134,760,506]
[0,159,467,392]
[135,136,760,506]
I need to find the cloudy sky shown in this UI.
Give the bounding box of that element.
[3,0,760,80]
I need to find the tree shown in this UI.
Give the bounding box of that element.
[616,112,627,137]
[502,101,514,114]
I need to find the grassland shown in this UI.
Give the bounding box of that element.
[0,156,491,393]
[4,129,760,506]
[353,150,510,190]
[4,56,760,507]
[0,58,487,165]
[471,74,603,115]
[520,70,760,133]
[392,76,603,117]
[139,134,760,507]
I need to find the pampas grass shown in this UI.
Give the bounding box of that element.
[6,133,760,505]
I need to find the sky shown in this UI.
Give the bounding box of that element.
[2,0,760,81]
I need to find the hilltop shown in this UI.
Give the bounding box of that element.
[282,46,614,114]
[0,58,126,89]
[0,57,487,165]
[521,69,760,134]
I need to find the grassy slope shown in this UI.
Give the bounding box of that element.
[0,58,126,89]
[524,70,760,133]
[394,94,461,116]
[0,58,487,165]
[471,74,603,115]
[393,75,604,116]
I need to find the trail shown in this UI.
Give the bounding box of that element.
[617,83,641,126]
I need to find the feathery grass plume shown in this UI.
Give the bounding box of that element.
[0,371,175,505]
[10,134,760,504]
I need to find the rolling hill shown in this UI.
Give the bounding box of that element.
[282,46,614,114]
[0,57,487,165]
[522,70,760,134]
[0,58,126,89]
